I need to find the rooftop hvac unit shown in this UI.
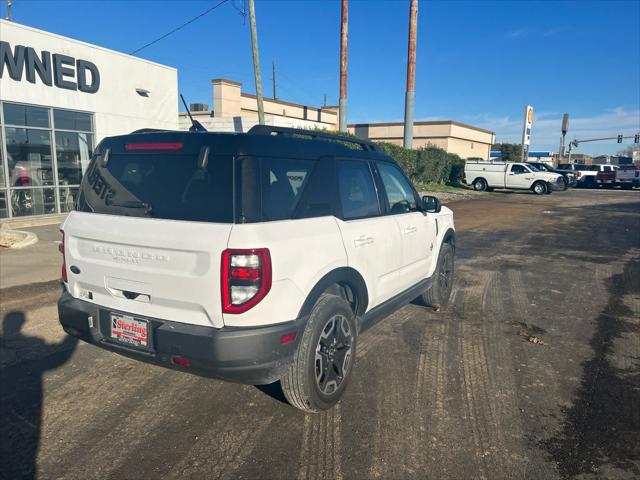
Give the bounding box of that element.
[189,103,209,112]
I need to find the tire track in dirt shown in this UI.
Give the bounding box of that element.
[365,306,422,479]
[169,413,275,480]
[459,270,503,480]
[297,404,343,480]
[357,307,414,359]
[412,287,457,476]
[483,270,529,478]
[51,371,200,479]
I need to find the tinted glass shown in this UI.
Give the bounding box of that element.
[54,109,92,131]
[3,103,49,128]
[56,131,93,185]
[294,158,336,219]
[59,186,79,213]
[76,152,233,222]
[377,162,418,214]
[338,160,380,219]
[0,191,7,218]
[511,164,527,174]
[5,128,54,186]
[10,187,56,217]
[0,135,6,188]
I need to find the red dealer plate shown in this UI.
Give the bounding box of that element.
[110,313,149,348]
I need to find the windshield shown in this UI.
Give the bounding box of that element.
[76,152,234,222]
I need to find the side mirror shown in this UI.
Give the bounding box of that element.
[422,195,441,213]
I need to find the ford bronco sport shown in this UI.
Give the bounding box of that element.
[58,125,455,412]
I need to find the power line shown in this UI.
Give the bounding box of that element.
[130,0,230,55]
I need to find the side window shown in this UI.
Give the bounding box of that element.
[511,164,527,174]
[262,157,314,221]
[376,162,418,214]
[338,160,380,220]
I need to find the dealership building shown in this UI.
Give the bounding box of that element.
[0,20,178,219]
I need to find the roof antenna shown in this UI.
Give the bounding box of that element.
[180,94,207,132]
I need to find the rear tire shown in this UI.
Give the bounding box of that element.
[281,294,356,413]
[532,181,547,195]
[421,243,454,309]
[473,178,488,192]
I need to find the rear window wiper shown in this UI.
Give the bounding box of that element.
[110,200,153,213]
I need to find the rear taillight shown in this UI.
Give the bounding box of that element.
[221,248,272,314]
[576,171,582,178]
[59,229,67,283]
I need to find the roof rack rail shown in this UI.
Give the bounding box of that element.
[247,125,381,152]
[129,128,171,134]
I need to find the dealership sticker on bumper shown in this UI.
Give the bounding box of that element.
[110,313,149,348]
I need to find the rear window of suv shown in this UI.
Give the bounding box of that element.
[77,152,234,222]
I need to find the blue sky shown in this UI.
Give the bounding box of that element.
[3,0,639,154]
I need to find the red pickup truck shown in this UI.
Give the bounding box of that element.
[596,164,640,189]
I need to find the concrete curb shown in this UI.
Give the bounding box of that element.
[0,228,39,249]
[1,213,67,230]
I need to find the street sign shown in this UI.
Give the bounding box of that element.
[522,105,534,146]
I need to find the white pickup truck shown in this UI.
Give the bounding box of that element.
[464,160,565,195]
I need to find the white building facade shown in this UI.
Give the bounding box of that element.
[0,20,178,219]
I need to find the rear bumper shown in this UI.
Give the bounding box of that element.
[57,291,304,385]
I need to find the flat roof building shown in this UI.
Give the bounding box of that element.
[179,78,338,132]
[0,20,178,219]
[348,120,496,159]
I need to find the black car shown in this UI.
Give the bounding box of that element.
[527,162,576,188]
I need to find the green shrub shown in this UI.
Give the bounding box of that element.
[310,128,465,185]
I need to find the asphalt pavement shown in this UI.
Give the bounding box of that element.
[0,189,638,480]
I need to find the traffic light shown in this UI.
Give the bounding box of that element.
[617,134,623,143]
[635,134,639,143]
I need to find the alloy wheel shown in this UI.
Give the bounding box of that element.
[315,314,354,396]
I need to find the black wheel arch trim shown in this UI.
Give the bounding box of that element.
[442,228,455,249]
[297,267,369,320]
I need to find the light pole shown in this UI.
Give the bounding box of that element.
[248,0,265,125]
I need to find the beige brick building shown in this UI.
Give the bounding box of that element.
[348,121,496,159]
[179,78,338,132]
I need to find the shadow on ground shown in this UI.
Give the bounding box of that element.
[0,311,78,480]
[541,259,640,477]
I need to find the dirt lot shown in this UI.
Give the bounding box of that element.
[1,189,638,480]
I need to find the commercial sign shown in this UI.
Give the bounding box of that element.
[522,105,533,146]
[0,40,100,93]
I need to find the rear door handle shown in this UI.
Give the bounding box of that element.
[403,226,417,234]
[354,235,374,247]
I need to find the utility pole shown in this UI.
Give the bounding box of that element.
[403,0,418,149]
[6,0,12,21]
[323,94,327,107]
[272,60,277,99]
[248,0,265,125]
[339,0,348,132]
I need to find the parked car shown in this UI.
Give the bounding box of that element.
[599,164,640,189]
[556,163,616,188]
[615,164,640,189]
[57,125,456,413]
[527,162,576,189]
[464,160,565,195]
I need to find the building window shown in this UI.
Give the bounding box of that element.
[0,102,94,218]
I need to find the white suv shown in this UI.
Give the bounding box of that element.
[58,126,455,412]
